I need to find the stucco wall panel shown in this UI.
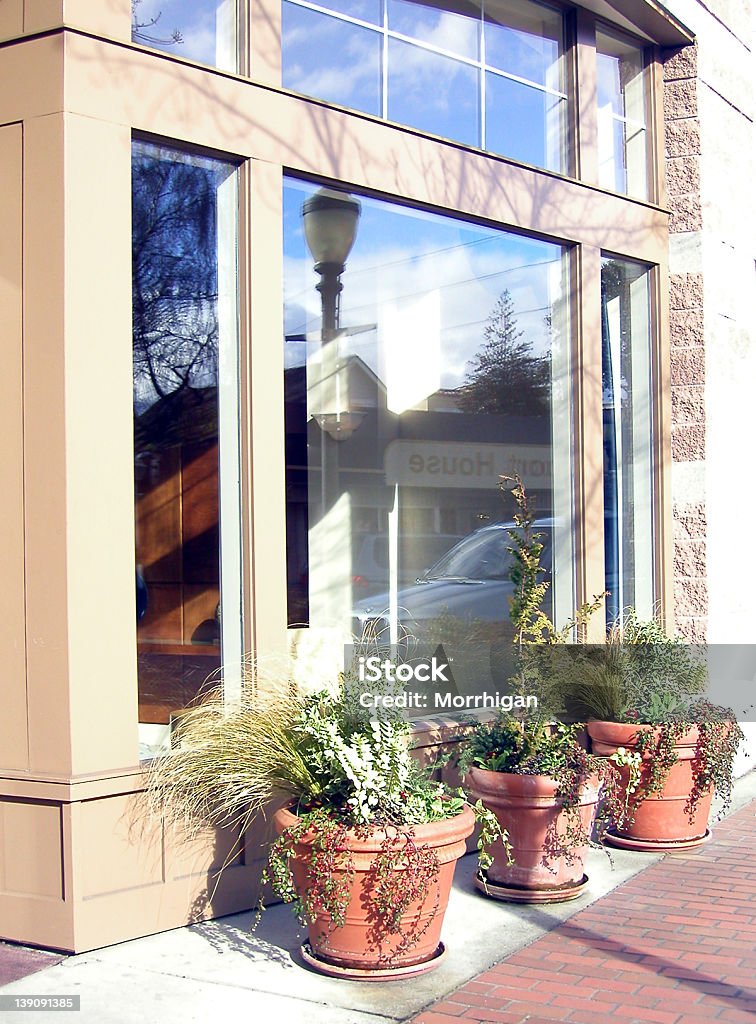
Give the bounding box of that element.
[0,35,63,123]
[70,853,267,953]
[0,122,29,773]
[0,0,23,40]
[23,0,130,39]
[0,776,272,951]
[23,112,73,776]
[62,113,138,775]
[74,796,162,898]
[0,799,64,898]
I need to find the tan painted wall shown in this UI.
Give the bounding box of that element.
[0,10,675,951]
[0,772,271,951]
[0,0,131,41]
[0,123,28,772]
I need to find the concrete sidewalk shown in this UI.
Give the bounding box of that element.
[0,772,754,1024]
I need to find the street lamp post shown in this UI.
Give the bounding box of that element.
[302,188,361,513]
[303,187,361,342]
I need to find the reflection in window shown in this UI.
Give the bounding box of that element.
[597,28,648,198]
[388,38,479,147]
[132,141,241,731]
[601,256,654,625]
[282,0,566,172]
[284,177,574,667]
[131,0,238,72]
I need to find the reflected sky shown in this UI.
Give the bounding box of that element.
[132,0,234,68]
[283,178,563,390]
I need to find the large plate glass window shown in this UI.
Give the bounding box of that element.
[601,256,654,625]
[282,0,567,172]
[131,0,238,71]
[596,27,648,199]
[133,141,242,753]
[284,176,574,684]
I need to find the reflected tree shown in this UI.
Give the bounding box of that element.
[131,0,183,46]
[459,289,550,417]
[132,151,219,428]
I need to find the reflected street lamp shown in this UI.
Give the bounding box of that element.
[303,188,361,341]
[302,187,361,515]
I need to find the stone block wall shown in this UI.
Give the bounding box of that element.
[663,42,708,642]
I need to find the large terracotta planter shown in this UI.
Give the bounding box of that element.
[273,803,475,976]
[587,720,712,850]
[466,767,599,902]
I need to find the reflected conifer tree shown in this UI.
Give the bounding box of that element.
[459,289,550,417]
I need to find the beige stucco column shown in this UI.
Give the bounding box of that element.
[0,25,266,952]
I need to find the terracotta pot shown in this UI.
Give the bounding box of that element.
[587,720,712,849]
[466,767,599,897]
[273,803,474,972]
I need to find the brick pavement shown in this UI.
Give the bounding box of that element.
[412,799,756,1024]
[0,943,65,986]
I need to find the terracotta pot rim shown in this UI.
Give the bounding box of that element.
[273,802,475,851]
[587,719,701,748]
[467,765,599,797]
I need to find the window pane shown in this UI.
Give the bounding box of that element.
[484,0,562,90]
[131,0,237,71]
[388,37,479,145]
[284,178,574,675]
[597,29,648,198]
[388,0,480,61]
[133,142,241,736]
[601,257,654,626]
[485,72,565,170]
[283,3,382,116]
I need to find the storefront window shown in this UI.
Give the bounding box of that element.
[601,256,654,625]
[284,177,574,665]
[596,27,648,198]
[132,141,242,736]
[282,0,567,172]
[131,0,238,72]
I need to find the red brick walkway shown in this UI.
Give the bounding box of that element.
[0,942,65,987]
[413,799,756,1024]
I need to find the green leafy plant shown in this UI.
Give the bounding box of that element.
[629,700,743,822]
[560,612,744,824]
[456,476,622,864]
[501,474,606,649]
[458,714,624,857]
[498,475,606,718]
[565,609,708,724]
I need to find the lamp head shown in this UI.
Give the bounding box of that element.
[302,188,361,269]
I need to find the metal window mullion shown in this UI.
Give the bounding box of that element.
[484,62,567,100]
[217,169,244,705]
[479,4,486,150]
[286,0,382,35]
[382,0,388,119]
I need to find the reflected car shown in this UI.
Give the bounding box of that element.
[352,532,464,599]
[353,520,555,643]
